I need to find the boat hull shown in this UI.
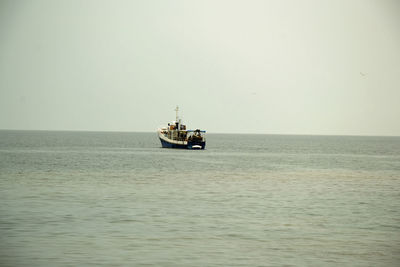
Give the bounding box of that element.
[159,137,205,150]
[159,137,188,149]
[187,141,206,150]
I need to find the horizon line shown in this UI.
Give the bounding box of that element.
[0,128,399,138]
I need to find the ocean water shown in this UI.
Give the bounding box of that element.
[0,130,399,267]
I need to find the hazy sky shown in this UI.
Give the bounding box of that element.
[1,0,399,135]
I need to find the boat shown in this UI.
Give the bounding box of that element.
[158,106,206,149]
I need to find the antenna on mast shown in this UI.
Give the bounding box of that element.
[175,106,179,122]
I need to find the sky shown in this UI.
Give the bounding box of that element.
[0,0,399,135]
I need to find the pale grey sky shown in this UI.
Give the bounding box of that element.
[1,0,399,135]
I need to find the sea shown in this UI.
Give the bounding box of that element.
[0,130,399,267]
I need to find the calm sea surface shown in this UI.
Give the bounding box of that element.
[0,130,399,266]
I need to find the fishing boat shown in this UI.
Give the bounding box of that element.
[158,106,206,149]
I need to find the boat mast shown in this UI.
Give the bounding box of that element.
[175,106,179,122]
[175,106,182,131]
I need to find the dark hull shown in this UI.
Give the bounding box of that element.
[188,141,206,150]
[159,138,205,150]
